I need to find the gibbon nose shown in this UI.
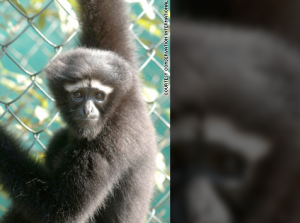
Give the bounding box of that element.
[83,100,96,118]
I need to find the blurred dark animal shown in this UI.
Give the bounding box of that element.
[172,21,300,223]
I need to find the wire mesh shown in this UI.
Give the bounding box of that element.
[0,0,170,222]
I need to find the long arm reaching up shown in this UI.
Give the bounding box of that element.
[79,0,137,66]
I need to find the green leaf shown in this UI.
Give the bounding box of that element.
[136,18,163,37]
[155,153,167,192]
[10,0,27,15]
[165,108,170,119]
[142,84,159,102]
[37,15,46,29]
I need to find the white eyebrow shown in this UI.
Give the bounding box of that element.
[64,79,113,94]
[64,79,89,92]
[204,115,271,161]
[90,80,113,94]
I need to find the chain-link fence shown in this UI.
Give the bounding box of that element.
[0,0,170,222]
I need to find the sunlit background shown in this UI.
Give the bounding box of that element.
[0,0,170,222]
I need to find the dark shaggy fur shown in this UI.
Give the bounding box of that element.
[0,0,157,223]
[172,21,300,223]
[173,0,300,49]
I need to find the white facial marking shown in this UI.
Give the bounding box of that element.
[64,79,89,92]
[64,79,113,94]
[204,116,271,161]
[90,80,113,94]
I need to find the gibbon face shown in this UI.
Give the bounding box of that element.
[45,48,134,140]
[65,79,113,122]
[64,79,114,137]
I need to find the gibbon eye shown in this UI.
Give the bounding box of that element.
[95,92,105,100]
[73,91,83,99]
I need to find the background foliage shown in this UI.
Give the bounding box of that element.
[0,0,170,222]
